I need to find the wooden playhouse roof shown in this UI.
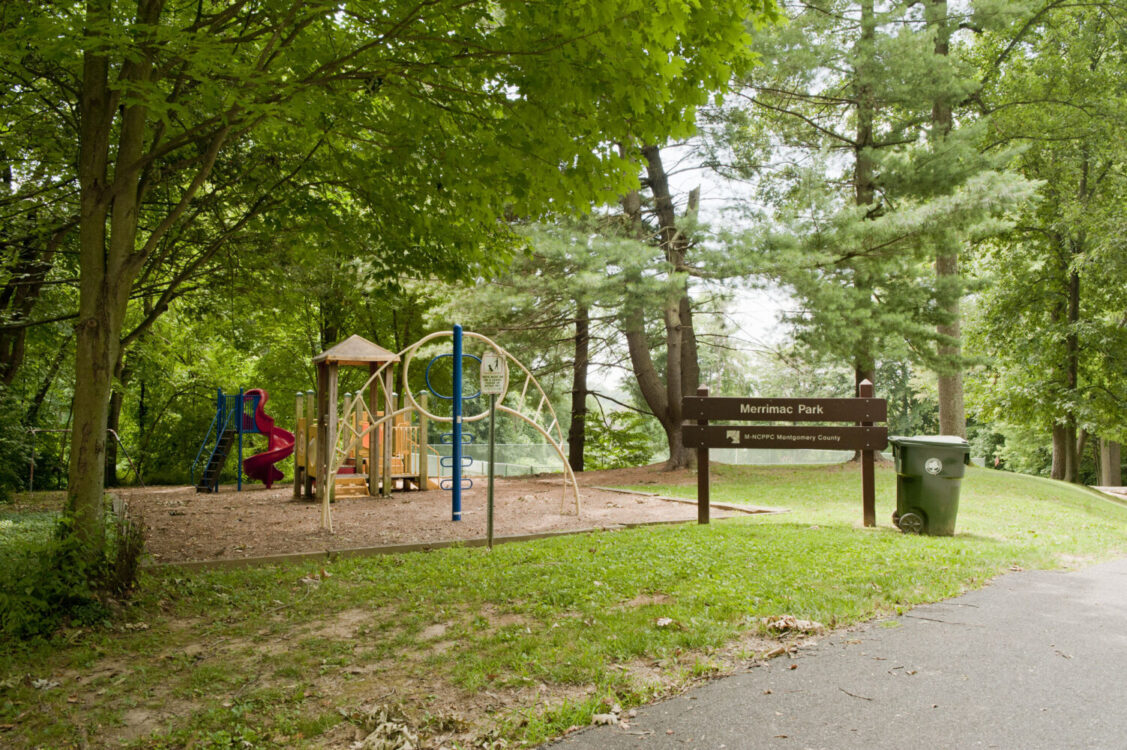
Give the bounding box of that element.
[313,334,400,366]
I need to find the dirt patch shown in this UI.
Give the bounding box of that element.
[305,608,375,640]
[618,592,675,609]
[118,466,749,566]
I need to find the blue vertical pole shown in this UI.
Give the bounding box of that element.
[215,388,223,493]
[452,325,463,521]
[237,387,244,491]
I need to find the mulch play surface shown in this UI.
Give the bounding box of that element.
[117,465,754,565]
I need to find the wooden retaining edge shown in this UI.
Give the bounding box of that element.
[144,516,734,572]
[588,486,789,515]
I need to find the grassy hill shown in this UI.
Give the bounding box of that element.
[2,465,1126,748]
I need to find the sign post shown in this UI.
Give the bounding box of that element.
[697,385,710,525]
[683,383,887,526]
[480,351,507,549]
[859,379,877,526]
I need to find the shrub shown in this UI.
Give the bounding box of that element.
[0,387,31,502]
[584,411,657,470]
[0,500,145,644]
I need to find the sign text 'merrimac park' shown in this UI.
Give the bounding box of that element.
[682,397,887,423]
[739,402,824,416]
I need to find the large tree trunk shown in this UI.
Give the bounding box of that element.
[67,0,116,552]
[617,145,701,470]
[1051,420,1079,483]
[67,0,163,555]
[567,303,589,472]
[928,0,967,438]
[1055,266,1081,482]
[68,279,131,552]
[621,292,674,455]
[848,0,877,461]
[643,145,697,469]
[935,250,966,436]
[1050,150,1088,483]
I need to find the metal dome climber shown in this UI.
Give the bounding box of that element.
[320,328,581,533]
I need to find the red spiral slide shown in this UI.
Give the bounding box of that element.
[241,388,295,489]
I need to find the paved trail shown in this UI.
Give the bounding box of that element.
[550,558,1127,750]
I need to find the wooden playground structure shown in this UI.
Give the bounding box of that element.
[291,332,580,532]
[292,336,438,503]
[292,389,437,497]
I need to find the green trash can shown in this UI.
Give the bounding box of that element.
[888,435,971,536]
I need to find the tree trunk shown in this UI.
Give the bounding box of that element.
[1074,428,1088,483]
[67,0,163,555]
[1050,419,1079,483]
[0,220,65,388]
[1100,440,1121,486]
[25,338,69,427]
[618,143,702,471]
[935,250,966,436]
[135,384,188,477]
[850,0,877,427]
[679,294,700,399]
[67,282,129,553]
[567,303,589,472]
[67,0,115,553]
[1058,266,1081,483]
[1051,148,1088,484]
[643,145,696,469]
[622,292,672,446]
[321,299,344,350]
[105,388,123,487]
[1051,423,1068,480]
[1063,420,1080,483]
[854,0,876,209]
[927,0,967,438]
[679,188,701,400]
[105,352,134,487]
[620,267,691,469]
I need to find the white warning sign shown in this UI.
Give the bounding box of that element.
[480,351,507,395]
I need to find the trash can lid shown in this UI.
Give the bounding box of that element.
[888,434,970,448]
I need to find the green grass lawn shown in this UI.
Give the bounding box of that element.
[2,465,1126,748]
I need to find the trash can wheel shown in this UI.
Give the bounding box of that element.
[897,511,925,535]
[891,510,900,526]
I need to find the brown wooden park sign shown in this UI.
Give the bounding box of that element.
[683,380,888,527]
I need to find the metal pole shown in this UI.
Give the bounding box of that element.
[294,392,304,499]
[237,388,244,491]
[419,392,429,491]
[28,429,35,491]
[304,390,316,500]
[452,324,463,521]
[488,393,496,548]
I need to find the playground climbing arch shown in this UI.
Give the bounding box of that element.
[320,328,580,532]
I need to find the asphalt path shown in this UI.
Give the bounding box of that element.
[550,557,1127,750]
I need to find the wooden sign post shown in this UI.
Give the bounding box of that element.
[683,380,888,526]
